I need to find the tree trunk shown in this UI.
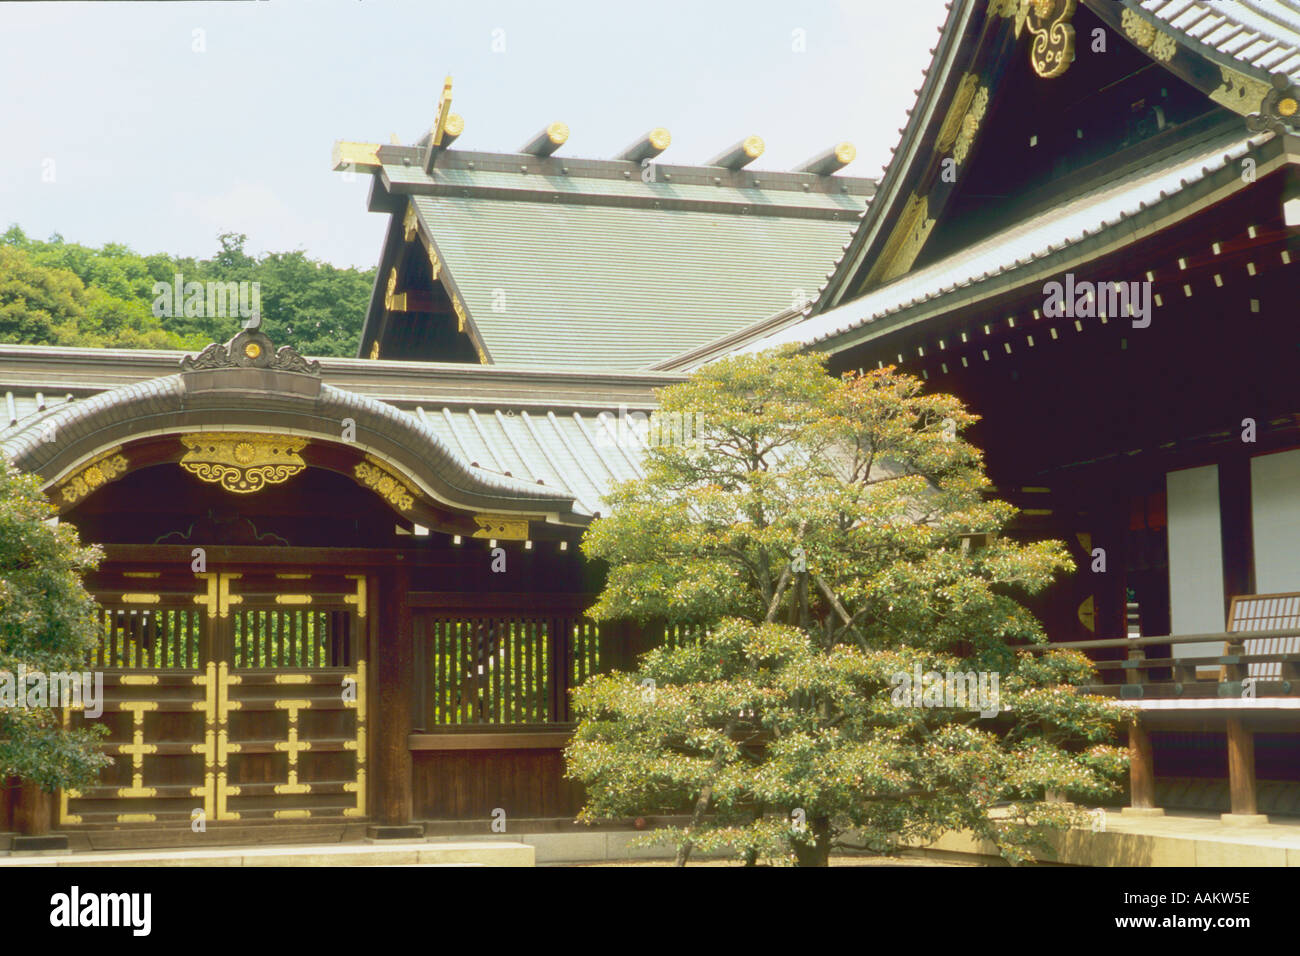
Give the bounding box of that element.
[791,814,832,867]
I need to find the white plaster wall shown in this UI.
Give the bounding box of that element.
[1166,464,1225,662]
[1251,449,1300,594]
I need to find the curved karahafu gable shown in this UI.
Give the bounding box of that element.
[1,330,585,529]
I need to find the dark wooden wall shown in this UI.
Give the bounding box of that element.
[412,749,583,821]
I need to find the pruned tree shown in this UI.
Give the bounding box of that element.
[566,348,1126,866]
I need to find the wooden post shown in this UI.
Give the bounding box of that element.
[596,619,631,674]
[372,564,414,832]
[1217,455,1254,621]
[1124,718,1162,815]
[13,780,51,836]
[1224,717,1264,821]
[598,619,665,674]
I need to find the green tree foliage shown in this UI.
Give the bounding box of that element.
[567,348,1127,866]
[0,226,374,355]
[0,461,109,789]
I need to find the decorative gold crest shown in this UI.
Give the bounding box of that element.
[179,432,308,494]
[1027,0,1076,79]
[354,455,415,511]
[59,449,129,505]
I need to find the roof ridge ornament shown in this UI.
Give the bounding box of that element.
[423,75,456,173]
[1027,0,1076,79]
[180,326,322,377]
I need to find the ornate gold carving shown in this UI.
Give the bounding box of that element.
[452,293,468,332]
[472,514,530,540]
[58,449,128,505]
[179,432,307,494]
[353,455,415,511]
[427,241,442,279]
[937,74,979,153]
[369,340,380,360]
[953,86,989,165]
[1246,72,1300,134]
[1213,65,1273,117]
[1150,31,1177,62]
[1121,8,1156,49]
[181,329,320,375]
[868,192,936,286]
[1120,9,1177,62]
[384,268,407,312]
[990,0,1031,37]
[1027,0,1075,79]
[402,203,419,242]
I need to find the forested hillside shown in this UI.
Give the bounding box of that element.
[0,227,375,357]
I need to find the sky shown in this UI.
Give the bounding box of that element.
[0,0,952,269]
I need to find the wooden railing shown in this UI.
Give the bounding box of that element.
[1025,627,1300,699]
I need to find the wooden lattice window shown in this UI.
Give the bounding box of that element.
[1228,592,1300,680]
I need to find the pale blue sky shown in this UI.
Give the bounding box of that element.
[0,0,950,268]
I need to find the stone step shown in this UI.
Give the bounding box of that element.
[0,840,533,867]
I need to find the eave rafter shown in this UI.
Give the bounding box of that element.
[1084,0,1296,131]
[845,177,1298,384]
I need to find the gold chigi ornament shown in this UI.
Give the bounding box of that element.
[180,432,308,494]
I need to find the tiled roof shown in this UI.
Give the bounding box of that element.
[729,0,1300,360]
[0,346,674,520]
[1136,0,1300,83]
[364,144,874,371]
[731,128,1272,356]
